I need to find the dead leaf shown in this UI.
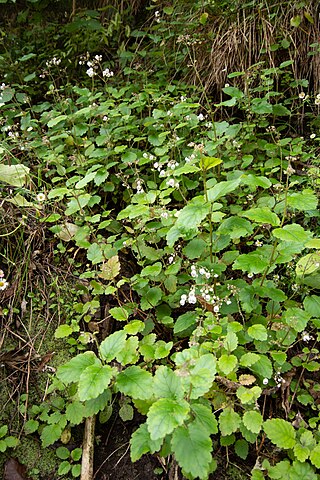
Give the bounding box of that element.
[98,255,120,280]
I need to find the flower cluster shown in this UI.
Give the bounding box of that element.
[45,57,61,67]
[135,179,144,194]
[0,270,9,291]
[79,53,114,79]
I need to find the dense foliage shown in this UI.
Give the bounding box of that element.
[0,1,320,479]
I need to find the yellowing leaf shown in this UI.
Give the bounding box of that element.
[99,255,121,280]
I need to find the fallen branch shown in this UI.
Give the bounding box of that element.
[81,415,96,480]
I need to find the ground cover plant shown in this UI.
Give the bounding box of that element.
[1,1,320,479]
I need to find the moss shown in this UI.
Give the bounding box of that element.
[14,437,58,479]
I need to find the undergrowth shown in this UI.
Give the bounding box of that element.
[0,1,320,479]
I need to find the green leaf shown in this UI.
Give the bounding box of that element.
[130,423,163,462]
[242,207,280,226]
[290,15,301,27]
[236,386,261,404]
[56,352,100,384]
[219,408,241,436]
[200,156,222,171]
[188,354,217,399]
[283,308,310,332]
[147,398,190,440]
[218,355,238,375]
[56,446,70,460]
[41,423,64,448]
[235,439,249,459]
[140,287,162,310]
[78,364,113,401]
[191,404,218,435]
[24,419,39,434]
[65,401,86,425]
[71,448,82,462]
[174,311,197,334]
[140,262,162,277]
[4,436,19,448]
[83,390,111,417]
[58,461,72,476]
[264,419,296,449]
[176,202,210,229]
[309,444,320,468]
[273,224,311,243]
[272,104,291,116]
[55,324,73,339]
[207,179,241,202]
[296,253,320,277]
[117,366,153,400]
[119,404,134,421]
[247,324,268,341]
[250,355,272,379]
[240,352,260,367]
[86,242,103,264]
[224,331,238,351]
[47,115,68,128]
[109,307,129,321]
[183,238,207,259]
[0,164,30,187]
[304,295,320,317]
[171,424,212,479]
[242,411,263,434]
[153,365,184,399]
[287,191,318,211]
[233,253,269,274]
[116,336,139,365]
[294,442,310,462]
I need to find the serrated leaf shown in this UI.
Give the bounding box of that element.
[55,324,73,338]
[264,419,296,449]
[65,401,86,425]
[309,444,320,468]
[219,408,241,436]
[153,365,184,399]
[174,311,197,334]
[83,390,111,417]
[303,295,320,317]
[287,191,318,211]
[140,262,162,277]
[24,419,39,434]
[189,354,217,399]
[233,253,269,274]
[191,404,218,435]
[130,423,163,462]
[250,355,273,379]
[283,307,310,332]
[293,442,310,462]
[218,355,238,374]
[273,224,311,243]
[147,398,190,440]
[116,336,139,365]
[56,352,100,384]
[239,374,256,386]
[183,238,207,259]
[171,424,212,479]
[140,287,162,310]
[100,330,127,362]
[109,307,129,321]
[242,207,280,226]
[176,202,210,229]
[58,461,72,476]
[98,255,120,280]
[224,331,238,351]
[117,366,153,400]
[247,324,268,341]
[207,179,241,202]
[56,446,70,460]
[41,423,64,447]
[240,352,260,367]
[78,364,113,401]
[242,411,263,434]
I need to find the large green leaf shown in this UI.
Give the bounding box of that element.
[78,364,114,401]
[207,179,241,202]
[296,252,320,277]
[146,398,190,440]
[264,419,296,449]
[233,253,269,274]
[287,191,318,211]
[242,207,280,226]
[176,202,210,229]
[117,366,153,400]
[242,411,263,434]
[283,307,310,332]
[219,408,241,436]
[273,224,312,243]
[100,330,127,362]
[191,404,218,435]
[56,352,100,384]
[130,423,163,462]
[153,365,184,399]
[171,424,212,479]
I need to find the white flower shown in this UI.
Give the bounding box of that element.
[205,272,211,279]
[226,299,232,305]
[310,133,316,139]
[153,162,159,169]
[197,113,205,121]
[102,68,114,78]
[199,268,206,276]
[247,273,254,278]
[36,193,46,202]
[263,378,268,385]
[0,278,9,290]
[301,331,311,342]
[166,178,175,188]
[0,269,4,278]
[159,170,166,177]
[213,305,220,313]
[161,211,168,219]
[168,256,174,264]
[204,294,211,302]
[95,55,102,62]
[299,92,306,99]
[86,67,95,77]
[103,116,109,121]
[315,98,320,105]
[255,240,263,247]
[180,294,187,306]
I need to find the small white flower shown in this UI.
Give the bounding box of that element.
[301,331,311,342]
[204,294,211,302]
[226,299,232,305]
[86,67,95,77]
[103,116,109,121]
[102,68,114,78]
[159,170,166,177]
[224,83,230,88]
[205,272,211,279]
[247,273,254,278]
[166,178,175,188]
[36,193,46,202]
[315,98,320,105]
[310,133,316,139]
[263,378,268,385]
[0,269,4,278]
[255,240,263,247]
[153,162,159,169]
[161,212,168,219]
[197,113,205,121]
[168,256,174,264]
[199,268,206,276]
[213,305,220,313]
[299,92,306,99]
[213,273,219,278]
[180,294,187,306]
[0,278,9,290]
